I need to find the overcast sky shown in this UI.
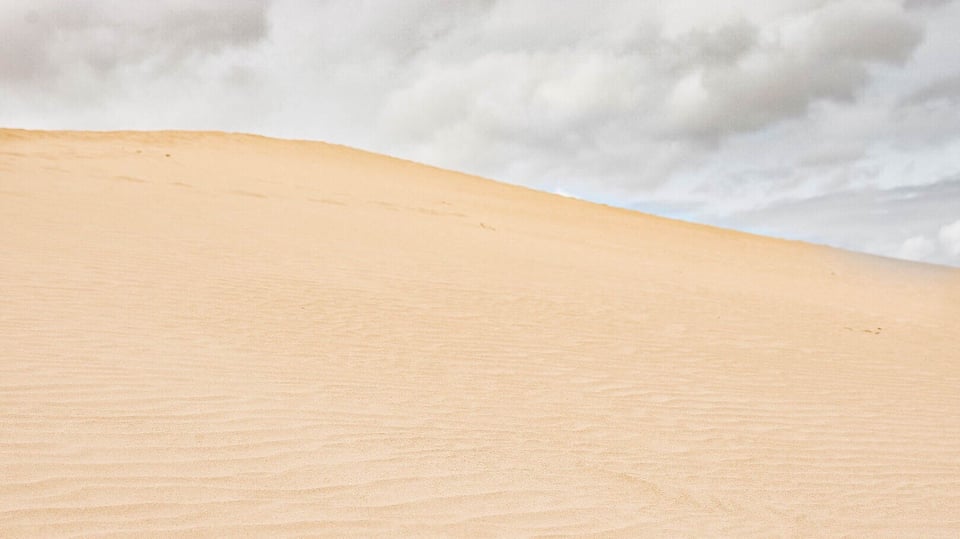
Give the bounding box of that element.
[3,0,959,266]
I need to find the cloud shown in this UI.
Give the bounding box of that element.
[0,0,267,83]
[865,217,960,263]
[711,176,960,265]
[663,1,920,140]
[374,1,924,169]
[903,0,954,9]
[1,0,959,266]
[898,235,937,261]
[0,0,269,128]
[939,219,960,257]
[902,74,960,106]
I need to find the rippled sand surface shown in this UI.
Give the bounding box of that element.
[2,130,959,537]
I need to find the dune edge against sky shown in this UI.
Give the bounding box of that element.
[2,129,959,537]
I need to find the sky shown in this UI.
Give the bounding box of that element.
[2,0,959,266]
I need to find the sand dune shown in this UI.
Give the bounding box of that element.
[2,129,959,537]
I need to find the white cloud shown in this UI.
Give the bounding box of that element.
[939,219,960,257]
[898,235,937,261]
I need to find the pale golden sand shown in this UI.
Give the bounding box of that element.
[2,129,959,537]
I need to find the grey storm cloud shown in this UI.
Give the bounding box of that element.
[902,74,960,106]
[904,0,955,8]
[1,1,267,82]
[1,0,959,266]
[660,2,921,140]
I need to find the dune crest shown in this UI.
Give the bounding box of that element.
[2,129,959,537]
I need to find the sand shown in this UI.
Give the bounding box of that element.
[1,129,959,537]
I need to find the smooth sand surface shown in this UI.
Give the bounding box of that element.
[2,129,959,537]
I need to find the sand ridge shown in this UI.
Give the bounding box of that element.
[2,129,959,537]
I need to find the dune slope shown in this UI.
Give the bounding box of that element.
[2,129,959,537]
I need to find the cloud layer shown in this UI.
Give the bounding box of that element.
[2,0,959,265]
